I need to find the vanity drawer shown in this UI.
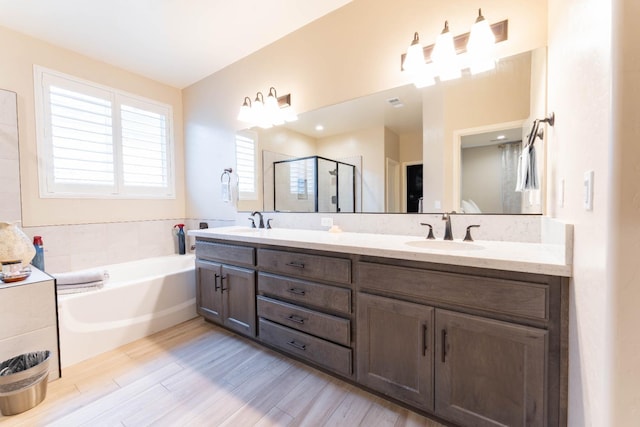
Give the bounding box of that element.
[257,296,351,346]
[258,249,351,285]
[259,318,352,376]
[196,240,255,266]
[258,272,351,314]
[357,262,548,321]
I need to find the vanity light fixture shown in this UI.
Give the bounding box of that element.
[467,8,496,74]
[432,21,461,81]
[237,87,297,128]
[399,12,508,86]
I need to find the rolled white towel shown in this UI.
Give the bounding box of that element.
[57,280,104,294]
[53,269,106,285]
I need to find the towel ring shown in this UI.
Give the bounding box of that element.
[221,168,232,183]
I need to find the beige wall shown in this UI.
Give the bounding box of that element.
[399,131,422,165]
[183,0,547,220]
[610,0,640,424]
[547,0,614,425]
[0,25,185,227]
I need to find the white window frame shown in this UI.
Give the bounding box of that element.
[33,65,176,199]
[235,130,258,201]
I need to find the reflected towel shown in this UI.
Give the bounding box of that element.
[57,280,104,294]
[524,144,539,190]
[53,270,106,285]
[515,144,539,192]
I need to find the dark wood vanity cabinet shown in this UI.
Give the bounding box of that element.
[194,238,568,427]
[356,260,567,427]
[435,310,547,427]
[256,248,354,377]
[195,241,256,337]
[357,293,434,412]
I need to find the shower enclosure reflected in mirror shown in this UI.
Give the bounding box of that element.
[273,156,355,212]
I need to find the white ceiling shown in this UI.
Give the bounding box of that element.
[0,0,352,88]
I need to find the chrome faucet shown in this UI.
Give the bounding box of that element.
[251,211,265,229]
[442,212,455,241]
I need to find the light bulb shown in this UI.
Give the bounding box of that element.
[468,9,496,74]
[432,21,461,81]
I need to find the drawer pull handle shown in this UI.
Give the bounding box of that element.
[441,329,448,363]
[287,340,307,351]
[214,274,220,291]
[286,314,305,324]
[286,261,305,269]
[287,288,306,296]
[220,275,228,293]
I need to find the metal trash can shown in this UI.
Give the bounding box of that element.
[0,351,51,416]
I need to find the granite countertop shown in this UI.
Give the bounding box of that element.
[189,226,572,277]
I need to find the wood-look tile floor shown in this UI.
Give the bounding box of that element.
[0,318,446,427]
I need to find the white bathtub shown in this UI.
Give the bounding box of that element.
[57,254,197,368]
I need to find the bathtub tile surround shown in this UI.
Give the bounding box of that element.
[0,89,21,223]
[24,219,187,273]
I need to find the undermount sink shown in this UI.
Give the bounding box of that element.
[405,239,484,251]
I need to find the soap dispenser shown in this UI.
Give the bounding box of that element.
[174,224,186,255]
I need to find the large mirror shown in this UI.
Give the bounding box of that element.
[237,47,546,214]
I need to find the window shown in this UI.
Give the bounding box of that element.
[34,66,175,198]
[235,132,257,200]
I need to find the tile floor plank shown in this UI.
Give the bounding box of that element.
[0,318,445,427]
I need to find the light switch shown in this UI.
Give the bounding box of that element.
[584,171,594,211]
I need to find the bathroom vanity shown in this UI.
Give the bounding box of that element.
[190,226,570,427]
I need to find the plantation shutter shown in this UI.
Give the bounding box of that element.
[236,133,257,199]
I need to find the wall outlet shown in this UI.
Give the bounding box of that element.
[584,171,594,211]
[434,200,441,209]
[321,217,333,227]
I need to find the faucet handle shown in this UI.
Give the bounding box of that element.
[266,218,273,229]
[248,218,256,228]
[463,225,480,242]
[420,223,436,240]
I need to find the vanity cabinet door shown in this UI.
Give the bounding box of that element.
[221,264,256,337]
[196,260,223,324]
[357,293,434,412]
[196,260,256,337]
[435,310,547,427]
